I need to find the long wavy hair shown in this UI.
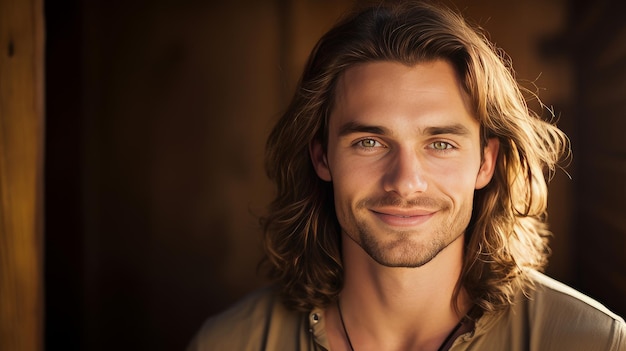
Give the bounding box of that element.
[261,0,569,315]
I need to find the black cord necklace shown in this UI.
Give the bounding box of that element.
[336,299,356,351]
[336,299,466,351]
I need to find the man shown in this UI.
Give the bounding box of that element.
[190,1,626,350]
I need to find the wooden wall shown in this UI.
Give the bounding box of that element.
[0,0,44,350]
[45,0,355,349]
[569,0,626,317]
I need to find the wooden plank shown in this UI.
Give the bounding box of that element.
[578,110,626,156]
[579,156,626,211]
[577,56,626,155]
[578,209,626,268]
[572,0,626,321]
[574,1,626,154]
[578,252,626,317]
[580,59,626,107]
[571,0,626,68]
[0,0,44,350]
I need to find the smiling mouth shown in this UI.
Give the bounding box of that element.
[370,209,436,227]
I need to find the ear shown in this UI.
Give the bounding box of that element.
[475,137,499,189]
[310,139,332,181]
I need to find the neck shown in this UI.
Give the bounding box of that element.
[330,232,471,351]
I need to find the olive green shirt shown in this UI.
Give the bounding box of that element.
[189,271,626,350]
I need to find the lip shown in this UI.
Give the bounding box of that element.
[370,208,436,227]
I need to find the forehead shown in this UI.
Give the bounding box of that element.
[329,60,477,132]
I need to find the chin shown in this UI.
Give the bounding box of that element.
[363,240,446,268]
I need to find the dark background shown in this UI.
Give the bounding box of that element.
[44,0,626,350]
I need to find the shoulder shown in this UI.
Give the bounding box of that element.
[187,286,308,351]
[526,270,624,322]
[524,270,626,349]
[465,271,626,350]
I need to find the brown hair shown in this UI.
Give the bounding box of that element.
[261,0,569,314]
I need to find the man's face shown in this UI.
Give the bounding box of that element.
[311,60,498,268]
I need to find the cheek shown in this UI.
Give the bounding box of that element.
[330,168,366,205]
[431,160,481,198]
[328,162,380,217]
[329,154,382,191]
[330,179,359,231]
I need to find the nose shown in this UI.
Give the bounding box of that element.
[382,148,428,197]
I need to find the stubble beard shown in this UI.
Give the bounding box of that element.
[353,221,456,268]
[346,195,468,268]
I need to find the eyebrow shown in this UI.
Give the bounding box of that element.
[337,121,472,137]
[338,121,389,137]
[422,123,471,137]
